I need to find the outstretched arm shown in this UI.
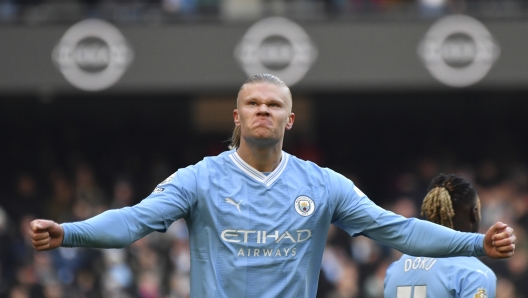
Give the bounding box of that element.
[360,212,485,257]
[29,169,194,251]
[60,205,165,248]
[360,211,515,259]
[327,173,515,259]
[29,200,167,250]
[29,209,145,250]
[29,191,189,250]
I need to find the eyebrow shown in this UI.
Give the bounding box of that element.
[244,97,283,103]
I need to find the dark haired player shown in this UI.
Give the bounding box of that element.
[384,173,497,298]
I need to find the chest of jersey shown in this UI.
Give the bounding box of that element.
[190,170,330,259]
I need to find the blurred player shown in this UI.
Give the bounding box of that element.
[29,74,514,298]
[384,173,497,298]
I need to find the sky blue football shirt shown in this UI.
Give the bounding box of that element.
[62,149,486,298]
[384,254,496,298]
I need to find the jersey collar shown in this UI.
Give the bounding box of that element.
[229,151,289,187]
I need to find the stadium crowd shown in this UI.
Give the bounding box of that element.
[1,0,522,23]
[0,142,526,298]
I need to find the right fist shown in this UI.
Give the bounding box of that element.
[28,219,64,251]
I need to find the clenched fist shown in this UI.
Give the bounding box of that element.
[28,219,64,251]
[484,222,516,259]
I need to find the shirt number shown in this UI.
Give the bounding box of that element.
[397,285,426,298]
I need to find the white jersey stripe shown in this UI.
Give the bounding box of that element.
[230,153,266,180]
[264,153,289,187]
[229,151,289,187]
[235,153,267,180]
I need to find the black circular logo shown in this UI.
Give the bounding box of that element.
[441,33,476,68]
[74,37,111,73]
[259,35,294,71]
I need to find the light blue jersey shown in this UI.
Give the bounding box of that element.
[384,254,496,298]
[62,150,486,298]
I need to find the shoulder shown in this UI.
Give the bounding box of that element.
[286,153,343,179]
[457,257,496,276]
[442,257,497,286]
[287,153,320,168]
[159,150,233,184]
[449,256,492,269]
[450,257,496,297]
[186,150,234,171]
[286,153,352,192]
[203,149,234,164]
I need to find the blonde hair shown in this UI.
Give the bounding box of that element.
[228,74,291,149]
[421,186,455,228]
[420,173,477,229]
[228,126,242,150]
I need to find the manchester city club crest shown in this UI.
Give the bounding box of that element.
[474,288,487,298]
[295,196,315,216]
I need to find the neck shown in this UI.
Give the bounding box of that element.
[452,204,480,233]
[452,214,472,233]
[236,140,283,172]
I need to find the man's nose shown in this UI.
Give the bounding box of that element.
[257,104,270,114]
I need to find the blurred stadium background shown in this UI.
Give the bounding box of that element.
[0,0,527,297]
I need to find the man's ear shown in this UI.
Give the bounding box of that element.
[286,113,295,130]
[234,109,240,126]
[470,205,478,223]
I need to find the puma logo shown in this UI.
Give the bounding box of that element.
[225,198,242,212]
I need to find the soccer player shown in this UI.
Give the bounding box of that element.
[384,173,497,298]
[29,74,515,298]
